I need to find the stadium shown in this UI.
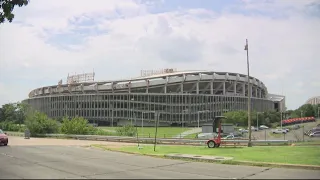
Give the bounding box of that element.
[23,69,285,127]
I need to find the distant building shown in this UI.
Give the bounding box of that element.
[305,96,320,105]
[267,94,286,112]
[24,70,285,127]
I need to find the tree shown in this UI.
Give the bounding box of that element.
[0,0,29,24]
[224,110,281,128]
[60,116,95,135]
[25,110,59,136]
[1,103,17,123]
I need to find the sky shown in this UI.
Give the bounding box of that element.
[0,0,319,110]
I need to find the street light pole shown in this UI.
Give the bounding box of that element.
[197,112,200,128]
[280,111,283,129]
[256,112,259,130]
[245,39,252,147]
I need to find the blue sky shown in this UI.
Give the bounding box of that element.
[0,0,319,110]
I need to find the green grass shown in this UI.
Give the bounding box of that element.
[93,144,320,166]
[99,127,191,138]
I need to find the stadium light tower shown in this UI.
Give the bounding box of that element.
[244,39,252,147]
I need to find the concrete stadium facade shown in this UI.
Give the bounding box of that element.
[305,96,320,105]
[24,70,281,127]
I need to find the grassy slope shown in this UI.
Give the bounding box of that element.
[95,145,320,166]
[99,127,191,138]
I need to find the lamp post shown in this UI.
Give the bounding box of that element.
[244,39,252,147]
[110,103,114,127]
[280,111,283,129]
[256,112,260,130]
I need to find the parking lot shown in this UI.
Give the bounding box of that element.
[247,121,320,141]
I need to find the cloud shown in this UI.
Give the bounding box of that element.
[0,0,319,110]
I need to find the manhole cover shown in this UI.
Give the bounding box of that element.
[193,155,202,157]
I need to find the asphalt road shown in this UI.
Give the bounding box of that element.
[1,136,320,179]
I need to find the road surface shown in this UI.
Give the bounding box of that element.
[1,136,319,179]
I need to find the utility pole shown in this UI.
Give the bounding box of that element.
[245,39,252,147]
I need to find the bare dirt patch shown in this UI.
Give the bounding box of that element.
[7,136,135,148]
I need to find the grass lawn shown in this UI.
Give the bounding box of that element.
[183,133,199,139]
[99,127,191,138]
[93,144,320,166]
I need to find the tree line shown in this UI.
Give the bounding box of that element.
[223,104,320,128]
[0,102,137,137]
[0,102,319,135]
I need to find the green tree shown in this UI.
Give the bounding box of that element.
[25,111,59,136]
[60,116,95,135]
[0,0,29,23]
[15,102,30,125]
[1,103,17,122]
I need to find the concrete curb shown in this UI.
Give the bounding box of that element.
[164,154,320,170]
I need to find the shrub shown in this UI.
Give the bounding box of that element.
[93,128,116,136]
[25,111,59,136]
[0,121,25,132]
[60,116,95,135]
[115,124,137,137]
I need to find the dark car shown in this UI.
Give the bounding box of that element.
[0,129,8,146]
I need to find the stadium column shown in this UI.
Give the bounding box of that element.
[233,81,237,94]
[210,81,213,94]
[196,82,199,94]
[223,82,226,95]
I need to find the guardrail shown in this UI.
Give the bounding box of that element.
[7,132,289,145]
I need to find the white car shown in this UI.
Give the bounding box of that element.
[251,126,258,131]
[272,129,287,134]
[238,128,248,133]
[259,125,269,129]
[277,127,289,132]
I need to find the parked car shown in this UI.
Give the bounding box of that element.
[222,133,243,140]
[0,129,8,146]
[277,127,289,132]
[272,129,287,134]
[291,124,300,130]
[309,131,320,137]
[251,126,258,131]
[238,128,248,133]
[197,133,217,139]
[259,125,269,130]
[283,128,290,132]
[305,127,320,136]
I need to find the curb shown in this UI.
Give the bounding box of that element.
[163,155,320,170]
